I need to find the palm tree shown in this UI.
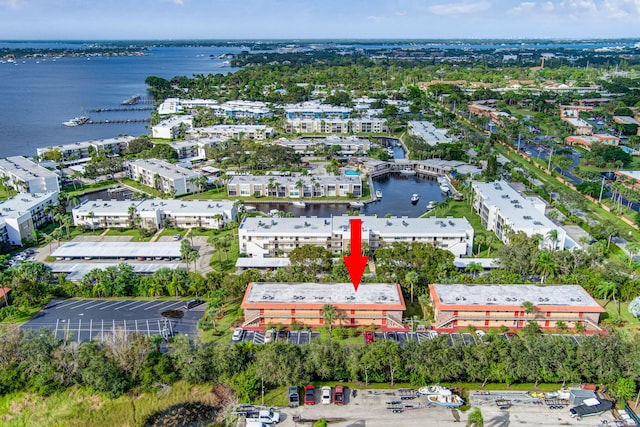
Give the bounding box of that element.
[127,205,137,228]
[87,211,95,231]
[546,229,559,250]
[535,252,558,283]
[60,215,73,240]
[295,179,304,198]
[403,271,420,303]
[475,234,485,256]
[485,235,495,256]
[521,301,536,316]
[465,262,483,279]
[597,281,620,313]
[626,242,640,267]
[322,304,338,334]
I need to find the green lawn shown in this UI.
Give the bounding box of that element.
[423,200,502,257]
[119,178,163,198]
[198,300,242,344]
[104,228,153,242]
[599,299,640,332]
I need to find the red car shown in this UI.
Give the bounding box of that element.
[304,385,316,405]
[364,330,375,344]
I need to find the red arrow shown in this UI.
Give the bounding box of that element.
[343,218,369,292]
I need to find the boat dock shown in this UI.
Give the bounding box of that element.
[90,106,154,112]
[85,118,150,125]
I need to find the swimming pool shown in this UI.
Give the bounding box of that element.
[345,169,361,176]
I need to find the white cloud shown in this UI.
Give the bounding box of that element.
[428,1,491,15]
[602,0,640,18]
[0,0,20,8]
[509,2,536,15]
[166,0,184,5]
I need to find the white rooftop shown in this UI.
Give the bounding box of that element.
[0,192,57,218]
[51,242,182,259]
[235,258,291,268]
[244,282,403,306]
[128,159,199,180]
[618,170,640,180]
[0,156,58,180]
[432,284,603,309]
[48,262,184,281]
[408,121,452,146]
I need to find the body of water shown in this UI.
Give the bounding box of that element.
[0,46,239,158]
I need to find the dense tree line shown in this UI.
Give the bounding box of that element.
[1,328,639,401]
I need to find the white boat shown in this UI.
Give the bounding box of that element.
[349,201,365,208]
[375,190,383,199]
[269,209,281,216]
[417,386,464,408]
[63,116,89,127]
[400,169,416,175]
[410,193,420,203]
[292,201,306,208]
[426,201,435,210]
[440,184,450,194]
[437,175,448,184]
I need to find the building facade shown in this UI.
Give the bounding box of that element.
[284,102,352,119]
[472,180,566,249]
[169,137,227,161]
[429,283,604,332]
[127,159,201,196]
[565,134,620,150]
[0,192,58,246]
[241,282,406,330]
[187,124,275,140]
[0,156,60,194]
[227,175,362,198]
[284,118,388,134]
[273,136,371,155]
[72,198,236,230]
[151,115,194,139]
[238,215,474,258]
[36,136,134,165]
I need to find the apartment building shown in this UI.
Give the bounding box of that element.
[565,134,620,150]
[241,282,406,330]
[472,180,566,249]
[0,192,58,246]
[187,124,275,140]
[284,102,352,119]
[0,156,60,194]
[151,115,194,139]
[127,159,201,196]
[284,118,388,134]
[36,136,134,165]
[273,136,371,155]
[169,137,227,161]
[157,99,271,118]
[238,215,474,258]
[72,198,236,230]
[227,175,362,198]
[408,121,452,146]
[429,283,604,332]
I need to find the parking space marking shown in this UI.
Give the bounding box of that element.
[144,301,170,311]
[129,300,156,310]
[55,300,89,310]
[67,300,100,310]
[114,301,141,310]
[83,300,114,310]
[100,301,128,310]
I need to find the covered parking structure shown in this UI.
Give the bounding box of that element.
[48,262,184,282]
[51,242,182,261]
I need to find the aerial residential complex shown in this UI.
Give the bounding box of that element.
[127,159,202,196]
[565,134,621,149]
[151,115,194,139]
[429,284,604,332]
[72,198,236,230]
[471,180,567,249]
[240,282,406,330]
[238,215,474,258]
[157,99,272,118]
[36,136,134,165]
[408,121,452,146]
[284,102,352,119]
[169,137,227,161]
[0,192,58,246]
[227,174,362,198]
[0,156,60,194]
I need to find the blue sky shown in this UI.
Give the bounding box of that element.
[1,0,639,40]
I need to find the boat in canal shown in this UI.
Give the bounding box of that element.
[349,201,365,208]
[63,115,89,127]
[410,193,420,203]
[439,184,450,194]
[292,201,306,208]
[426,201,435,210]
[375,190,383,199]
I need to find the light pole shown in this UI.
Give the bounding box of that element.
[547,146,554,172]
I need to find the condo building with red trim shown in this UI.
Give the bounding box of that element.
[241,282,406,331]
[429,284,604,333]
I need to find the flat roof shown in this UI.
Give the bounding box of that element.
[128,159,199,180]
[235,258,291,268]
[242,282,405,310]
[48,262,184,281]
[409,121,452,146]
[0,156,58,180]
[0,192,57,216]
[453,258,498,269]
[613,116,639,125]
[430,284,604,312]
[229,174,361,186]
[51,242,182,259]
[618,170,640,180]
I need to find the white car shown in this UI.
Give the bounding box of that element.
[264,328,276,344]
[321,386,332,404]
[231,327,244,342]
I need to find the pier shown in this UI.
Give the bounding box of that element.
[85,118,150,125]
[90,107,154,113]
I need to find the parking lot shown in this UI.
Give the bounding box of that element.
[22,299,205,343]
[233,329,320,345]
[273,388,617,426]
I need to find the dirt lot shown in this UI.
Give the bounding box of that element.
[273,389,616,426]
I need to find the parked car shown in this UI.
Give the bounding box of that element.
[304,385,315,405]
[184,299,204,310]
[334,385,345,405]
[231,327,244,342]
[172,234,182,241]
[258,408,280,424]
[264,328,276,344]
[321,386,332,404]
[364,330,374,344]
[288,386,299,408]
